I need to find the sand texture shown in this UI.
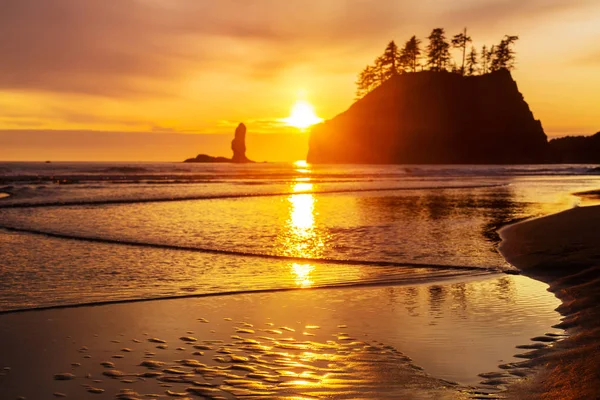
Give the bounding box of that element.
[499,205,600,399]
[0,286,474,400]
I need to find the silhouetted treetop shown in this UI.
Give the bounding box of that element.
[451,28,472,76]
[466,46,478,76]
[401,36,422,73]
[491,35,519,71]
[355,28,520,98]
[381,41,401,78]
[427,28,451,72]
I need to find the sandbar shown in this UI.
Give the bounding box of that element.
[499,205,600,399]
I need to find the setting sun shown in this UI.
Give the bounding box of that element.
[284,100,323,129]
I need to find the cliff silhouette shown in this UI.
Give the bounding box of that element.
[549,132,600,164]
[185,123,254,163]
[307,69,549,164]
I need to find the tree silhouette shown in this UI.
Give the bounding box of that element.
[355,28,520,97]
[465,46,478,76]
[451,28,472,76]
[481,45,494,74]
[355,65,378,99]
[426,28,451,72]
[400,36,422,72]
[380,41,402,79]
[491,35,519,71]
[374,55,387,84]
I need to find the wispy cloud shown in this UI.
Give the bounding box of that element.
[0,0,414,96]
[2,0,599,137]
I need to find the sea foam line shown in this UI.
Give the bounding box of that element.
[0,224,515,275]
[0,269,495,315]
[0,183,507,209]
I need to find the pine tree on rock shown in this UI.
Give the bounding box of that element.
[426,28,451,72]
[380,41,402,79]
[482,45,495,74]
[451,28,472,76]
[401,36,422,73]
[374,55,387,84]
[465,46,479,76]
[355,65,378,99]
[491,35,519,71]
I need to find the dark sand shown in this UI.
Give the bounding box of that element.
[499,205,600,399]
[0,285,476,399]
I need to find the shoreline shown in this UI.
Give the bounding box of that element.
[1,175,596,397]
[499,205,600,399]
[0,269,495,315]
[0,273,560,399]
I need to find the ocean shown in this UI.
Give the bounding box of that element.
[1,161,599,386]
[1,161,599,312]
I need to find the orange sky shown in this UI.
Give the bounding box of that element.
[1,0,600,161]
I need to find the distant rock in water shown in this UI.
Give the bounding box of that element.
[184,154,232,163]
[184,123,254,163]
[307,69,548,164]
[549,132,600,164]
[231,123,251,163]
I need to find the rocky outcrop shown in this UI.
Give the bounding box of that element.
[307,69,549,164]
[184,123,254,163]
[231,123,251,163]
[183,154,231,163]
[549,132,600,163]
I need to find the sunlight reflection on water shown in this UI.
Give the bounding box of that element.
[0,163,592,395]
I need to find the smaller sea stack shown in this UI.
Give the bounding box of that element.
[231,123,251,163]
[184,123,254,163]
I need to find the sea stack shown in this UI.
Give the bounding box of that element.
[231,123,251,163]
[184,123,254,163]
[307,69,549,164]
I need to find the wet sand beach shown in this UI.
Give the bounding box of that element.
[2,163,599,399]
[499,205,600,399]
[0,285,464,400]
[0,274,564,400]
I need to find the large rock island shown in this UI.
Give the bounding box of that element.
[185,123,254,163]
[307,69,549,164]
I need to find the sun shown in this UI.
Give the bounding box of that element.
[284,100,323,129]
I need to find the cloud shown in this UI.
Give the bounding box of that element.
[577,49,600,66]
[216,118,290,134]
[5,0,590,98]
[437,0,598,31]
[0,0,421,97]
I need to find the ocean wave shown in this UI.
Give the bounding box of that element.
[0,183,507,209]
[0,268,494,315]
[406,165,600,177]
[101,166,151,173]
[0,224,514,274]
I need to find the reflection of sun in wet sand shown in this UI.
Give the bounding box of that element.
[44,311,435,399]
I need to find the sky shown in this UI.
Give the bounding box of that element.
[1,0,600,161]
